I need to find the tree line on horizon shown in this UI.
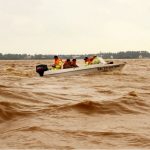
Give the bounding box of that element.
[0,51,150,60]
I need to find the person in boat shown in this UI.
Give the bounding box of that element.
[84,56,100,65]
[52,55,63,70]
[92,56,113,64]
[71,59,78,68]
[63,59,72,69]
[91,55,100,64]
[84,57,92,65]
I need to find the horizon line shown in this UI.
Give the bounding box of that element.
[0,50,150,55]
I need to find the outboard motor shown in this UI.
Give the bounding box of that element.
[36,64,48,76]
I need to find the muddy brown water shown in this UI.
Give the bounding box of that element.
[0,59,150,149]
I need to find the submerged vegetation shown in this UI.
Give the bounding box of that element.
[0,51,150,60]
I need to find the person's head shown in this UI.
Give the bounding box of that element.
[72,59,76,62]
[84,57,88,61]
[54,56,58,59]
[66,59,70,62]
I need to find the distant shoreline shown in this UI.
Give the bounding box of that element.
[0,51,150,60]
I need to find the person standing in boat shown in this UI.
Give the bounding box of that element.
[63,59,72,69]
[71,59,78,68]
[84,56,100,65]
[52,56,63,70]
[91,56,100,64]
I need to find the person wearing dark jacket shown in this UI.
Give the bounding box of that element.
[63,59,72,69]
[71,59,78,68]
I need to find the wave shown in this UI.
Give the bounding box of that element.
[56,92,150,115]
[1,65,35,77]
[0,88,49,104]
[18,126,150,148]
[0,101,34,122]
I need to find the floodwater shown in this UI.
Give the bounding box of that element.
[0,59,150,149]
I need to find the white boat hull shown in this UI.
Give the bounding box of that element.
[43,63,126,77]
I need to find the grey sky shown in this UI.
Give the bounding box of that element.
[0,0,150,54]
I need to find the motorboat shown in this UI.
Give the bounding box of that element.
[36,62,126,77]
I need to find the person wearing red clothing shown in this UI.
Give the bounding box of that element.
[63,59,72,69]
[71,59,78,68]
[84,57,92,65]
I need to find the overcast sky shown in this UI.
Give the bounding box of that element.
[0,0,150,54]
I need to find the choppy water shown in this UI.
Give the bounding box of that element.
[0,59,150,149]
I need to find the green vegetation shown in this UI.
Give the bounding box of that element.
[0,51,149,60]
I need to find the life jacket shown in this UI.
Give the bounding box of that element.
[85,58,92,65]
[53,58,63,69]
[54,58,63,66]
[92,57,100,64]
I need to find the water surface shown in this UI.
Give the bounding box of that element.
[0,59,150,149]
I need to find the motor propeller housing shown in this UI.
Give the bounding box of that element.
[36,64,48,76]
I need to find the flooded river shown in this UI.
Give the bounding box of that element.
[0,59,150,149]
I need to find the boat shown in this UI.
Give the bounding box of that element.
[36,62,126,77]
